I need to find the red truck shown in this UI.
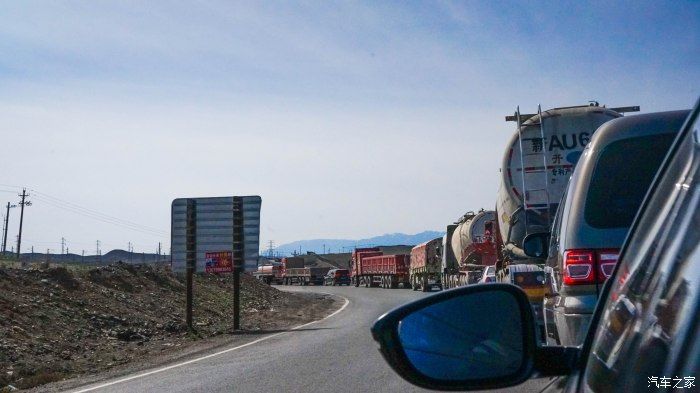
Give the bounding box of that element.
[410,238,443,292]
[278,257,330,285]
[351,248,382,287]
[279,257,303,285]
[358,254,411,289]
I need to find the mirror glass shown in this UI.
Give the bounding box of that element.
[523,233,548,258]
[398,290,524,381]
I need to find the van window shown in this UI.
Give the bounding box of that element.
[584,133,676,229]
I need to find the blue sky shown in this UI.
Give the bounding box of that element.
[0,1,698,254]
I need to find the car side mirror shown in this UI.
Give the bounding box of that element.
[372,284,536,390]
[522,233,550,259]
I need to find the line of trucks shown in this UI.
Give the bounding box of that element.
[255,103,637,333]
[252,257,332,286]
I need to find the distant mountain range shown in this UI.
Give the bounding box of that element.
[273,231,445,256]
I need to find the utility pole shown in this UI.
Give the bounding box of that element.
[128,241,132,263]
[267,240,274,258]
[61,237,66,254]
[82,250,85,263]
[96,240,101,264]
[2,202,16,254]
[16,189,31,260]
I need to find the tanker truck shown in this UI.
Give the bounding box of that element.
[443,209,497,288]
[440,224,459,289]
[495,103,638,270]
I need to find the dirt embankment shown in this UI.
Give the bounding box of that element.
[0,263,337,391]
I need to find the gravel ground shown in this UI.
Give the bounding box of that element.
[0,263,338,391]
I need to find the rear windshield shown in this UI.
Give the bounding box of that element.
[513,271,546,286]
[585,133,676,229]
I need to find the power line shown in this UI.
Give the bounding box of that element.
[0,185,167,236]
[30,189,167,234]
[31,194,167,236]
[2,185,169,254]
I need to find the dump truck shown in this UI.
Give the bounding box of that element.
[356,254,411,289]
[283,266,331,285]
[409,238,443,292]
[280,257,304,285]
[351,248,383,287]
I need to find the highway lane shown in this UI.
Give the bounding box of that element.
[66,285,553,393]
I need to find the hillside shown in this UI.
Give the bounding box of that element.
[0,263,337,390]
[275,231,444,256]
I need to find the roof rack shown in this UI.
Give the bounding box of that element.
[505,104,640,121]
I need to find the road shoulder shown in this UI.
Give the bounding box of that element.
[32,291,346,393]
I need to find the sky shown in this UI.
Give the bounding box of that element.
[0,1,698,255]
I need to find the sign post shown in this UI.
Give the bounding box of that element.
[232,197,244,330]
[185,199,196,331]
[171,196,261,332]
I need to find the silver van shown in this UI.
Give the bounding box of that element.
[528,110,690,346]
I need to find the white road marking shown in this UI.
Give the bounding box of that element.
[69,294,350,393]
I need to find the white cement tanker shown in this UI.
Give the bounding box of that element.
[495,103,638,269]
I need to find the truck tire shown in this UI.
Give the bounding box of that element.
[390,276,397,289]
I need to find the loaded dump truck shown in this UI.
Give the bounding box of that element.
[278,257,304,285]
[443,209,497,288]
[357,254,411,289]
[284,266,332,285]
[410,238,443,292]
[495,103,638,270]
[351,248,382,287]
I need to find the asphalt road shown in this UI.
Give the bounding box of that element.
[66,285,553,393]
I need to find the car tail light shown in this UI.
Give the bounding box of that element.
[563,250,595,285]
[563,249,620,286]
[597,250,619,281]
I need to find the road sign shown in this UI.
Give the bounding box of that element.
[205,251,233,273]
[170,196,261,273]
